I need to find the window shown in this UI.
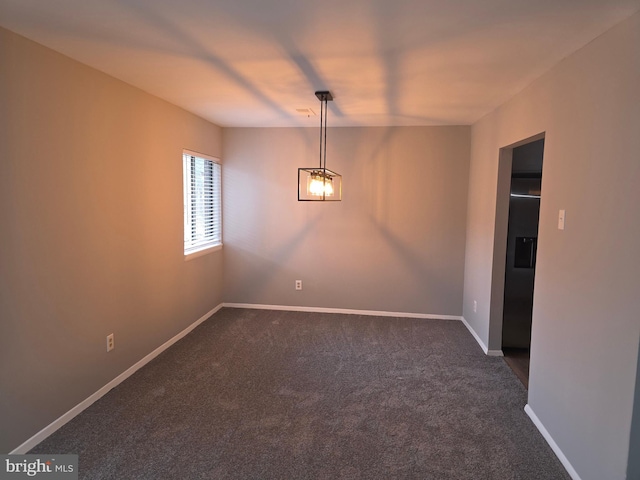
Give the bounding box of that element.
[183,150,221,257]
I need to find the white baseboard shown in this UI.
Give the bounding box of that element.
[524,404,582,480]
[222,303,462,321]
[10,303,223,454]
[460,316,503,356]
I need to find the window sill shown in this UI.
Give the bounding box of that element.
[184,244,222,261]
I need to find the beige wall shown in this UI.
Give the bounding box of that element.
[0,27,223,452]
[223,126,470,315]
[463,11,640,480]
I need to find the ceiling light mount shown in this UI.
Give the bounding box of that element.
[315,91,333,102]
[298,91,342,201]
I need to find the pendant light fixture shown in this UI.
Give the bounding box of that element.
[298,91,342,201]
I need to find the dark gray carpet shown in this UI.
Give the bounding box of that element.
[31,308,571,479]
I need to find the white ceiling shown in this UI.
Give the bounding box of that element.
[1,0,639,127]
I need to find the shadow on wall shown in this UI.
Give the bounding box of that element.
[368,214,462,300]
[223,215,323,300]
[360,126,467,311]
[362,127,439,285]
[363,127,397,225]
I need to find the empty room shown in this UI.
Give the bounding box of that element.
[1,1,639,479]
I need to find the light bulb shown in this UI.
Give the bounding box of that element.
[307,172,334,197]
[324,180,334,196]
[308,176,325,196]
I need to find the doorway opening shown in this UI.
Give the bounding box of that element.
[501,139,544,388]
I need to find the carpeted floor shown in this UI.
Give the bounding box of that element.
[31,308,571,479]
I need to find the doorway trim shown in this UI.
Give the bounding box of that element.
[488,132,545,352]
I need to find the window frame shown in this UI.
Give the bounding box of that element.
[183,149,222,260]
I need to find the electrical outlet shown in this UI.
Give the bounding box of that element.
[295,280,302,291]
[473,300,477,313]
[106,333,114,352]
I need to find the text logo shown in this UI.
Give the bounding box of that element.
[0,455,78,480]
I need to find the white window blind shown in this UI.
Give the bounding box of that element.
[183,151,221,255]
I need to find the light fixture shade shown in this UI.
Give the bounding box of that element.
[298,167,342,201]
